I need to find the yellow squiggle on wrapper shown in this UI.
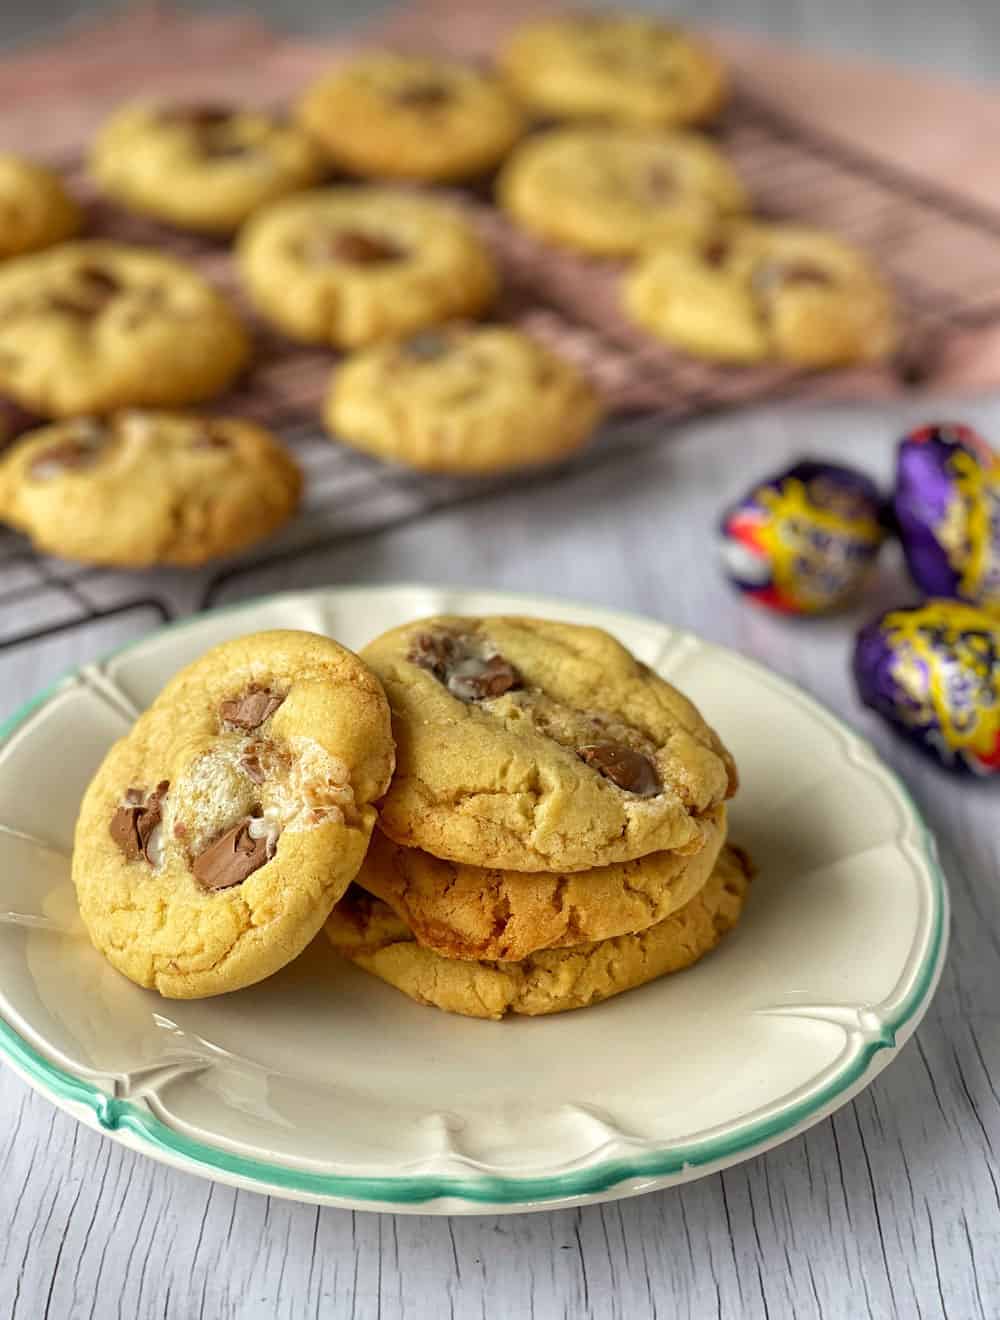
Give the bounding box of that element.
[757,477,881,612]
[883,600,1000,759]
[937,451,1000,602]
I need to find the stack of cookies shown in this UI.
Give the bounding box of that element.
[325,615,749,1019]
[70,613,750,1017]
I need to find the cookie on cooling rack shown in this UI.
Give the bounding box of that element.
[238,188,497,348]
[0,155,82,258]
[297,52,525,183]
[0,411,301,566]
[0,241,250,416]
[500,13,727,128]
[73,629,394,998]
[624,222,898,366]
[498,125,748,256]
[326,324,603,474]
[90,101,325,234]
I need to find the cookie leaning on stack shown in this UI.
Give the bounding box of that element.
[73,630,395,998]
[325,615,747,1019]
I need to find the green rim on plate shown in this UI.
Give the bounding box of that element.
[0,588,948,1208]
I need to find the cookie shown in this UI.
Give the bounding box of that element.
[498,126,747,256]
[357,803,726,962]
[0,241,250,416]
[297,52,524,183]
[90,102,325,234]
[0,155,82,258]
[500,14,727,128]
[0,411,301,567]
[362,616,737,873]
[238,188,497,348]
[624,223,898,367]
[72,630,395,998]
[326,844,751,1019]
[326,324,603,474]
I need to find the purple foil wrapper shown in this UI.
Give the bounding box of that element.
[719,459,884,615]
[853,599,1000,775]
[894,422,1000,608]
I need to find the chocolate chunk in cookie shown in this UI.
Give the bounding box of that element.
[47,266,123,319]
[328,230,406,265]
[192,817,272,891]
[219,685,285,730]
[578,742,661,797]
[449,654,522,701]
[239,744,268,784]
[702,235,731,268]
[110,780,169,863]
[394,82,451,109]
[409,631,522,701]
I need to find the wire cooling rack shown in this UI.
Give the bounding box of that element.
[5,80,1000,687]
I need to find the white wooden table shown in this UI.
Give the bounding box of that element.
[3,4,1000,1318]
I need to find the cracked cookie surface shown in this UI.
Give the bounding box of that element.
[0,410,302,567]
[90,101,324,234]
[326,325,603,474]
[297,52,525,183]
[73,630,394,998]
[624,222,897,367]
[0,240,250,416]
[326,844,751,1019]
[0,155,82,258]
[238,188,497,348]
[499,13,727,128]
[498,126,747,256]
[362,616,737,872]
[357,803,726,962]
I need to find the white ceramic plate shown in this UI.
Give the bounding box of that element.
[0,585,947,1215]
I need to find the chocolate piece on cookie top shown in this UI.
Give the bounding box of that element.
[110,780,169,864]
[578,742,661,797]
[46,265,123,318]
[192,816,274,891]
[408,630,523,701]
[393,82,452,109]
[219,685,285,731]
[332,231,406,265]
